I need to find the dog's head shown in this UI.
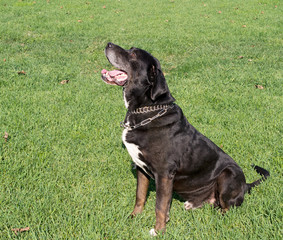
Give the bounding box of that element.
[101,43,175,110]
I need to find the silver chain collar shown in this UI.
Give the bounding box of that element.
[120,104,175,130]
[131,104,173,114]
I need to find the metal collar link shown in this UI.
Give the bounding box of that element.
[131,104,172,114]
[120,104,175,130]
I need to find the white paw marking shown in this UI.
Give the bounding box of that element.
[208,197,216,204]
[149,228,157,237]
[184,201,194,210]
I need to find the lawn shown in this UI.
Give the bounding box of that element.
[0,0,282,239]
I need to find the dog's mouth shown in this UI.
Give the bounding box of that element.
[101,69,128,86]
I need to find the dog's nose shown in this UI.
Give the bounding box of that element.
[107,42,113,48]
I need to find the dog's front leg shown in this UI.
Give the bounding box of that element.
[150,176,173,236]
[131,167,150,217]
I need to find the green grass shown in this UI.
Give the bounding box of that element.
[0,0,282,239]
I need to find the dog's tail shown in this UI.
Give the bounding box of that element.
[245,165,270,194]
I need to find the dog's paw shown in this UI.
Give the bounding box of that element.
[149,228,157,237]
[184,201,194,210]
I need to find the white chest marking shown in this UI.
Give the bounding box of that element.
[123,90,129,109]
[122,129,148,174]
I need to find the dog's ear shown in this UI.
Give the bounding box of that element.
[149,64,174,102]
[149,65,167,100]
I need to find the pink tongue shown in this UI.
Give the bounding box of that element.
[101,69,108,74]
[101,69,125,77]
[108,70,125,77]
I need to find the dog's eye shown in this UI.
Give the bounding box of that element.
[130,52,136,58]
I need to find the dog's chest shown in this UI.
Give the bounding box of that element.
[122,129,149,174]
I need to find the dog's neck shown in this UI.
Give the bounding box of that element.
[121,103,175,130]
[123,87,175,112]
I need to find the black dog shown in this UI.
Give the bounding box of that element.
[101,43,269,236]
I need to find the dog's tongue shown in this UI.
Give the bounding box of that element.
[101,69,125,77]
[109,70,125,77]
[101,69,108,74]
